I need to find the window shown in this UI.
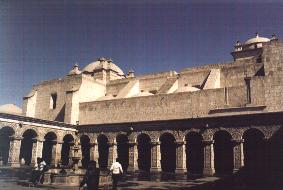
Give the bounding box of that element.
[50,93,57,109]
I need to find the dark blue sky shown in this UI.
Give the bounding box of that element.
[1,0,283,107]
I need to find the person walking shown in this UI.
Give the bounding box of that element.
[110,158,123,190]
[30,157,46,186]
[80,160,100,190]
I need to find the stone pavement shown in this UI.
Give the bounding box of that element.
[0,174,219,190]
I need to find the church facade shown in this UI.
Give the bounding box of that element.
[1,34,283,176]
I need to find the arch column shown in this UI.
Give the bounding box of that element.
[51,140,63,167]
[150,141,161,172]
[128,142,138,172]
[232,139,244,173]
[90,142,99,162]
[30,137,44,166]
[175,140,187,174]
[68,142,74,166]
[8,135,23,167]
[108,142,117,168]
[202,140,215,176]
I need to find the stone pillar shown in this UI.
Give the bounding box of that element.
[51,140,63,167]
[232,139,244,173]
[8,135,23,167]
[128,142,138,172]
[202,140,215,176]
[108,142,117,168]
[30,137,44,166]
[175,140,187,174]
[150,141,161,172]
[68,142,74,166]
[90,142,99,162]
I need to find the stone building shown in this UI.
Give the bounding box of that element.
[1,34,283,177]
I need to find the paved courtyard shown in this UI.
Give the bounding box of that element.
[0,174,219,190]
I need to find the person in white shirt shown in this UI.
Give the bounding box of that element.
[30,158,47,186]
[110,158,123,190]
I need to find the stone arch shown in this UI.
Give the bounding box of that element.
[158,130,177,142]
[80,135,90,168]
[242,126,271,139]
[137,133,151,172]
[183,128,200,141]
[0,126,15,165]
[213,130,233,175]
[243,128,265,172]
[19,126,39,137]
[97,134,109,169]
[185,131,204,175]
[42,131,57,165]
[61,134,75,166]
[160,132,176,173]
[136,131,155,142]
[19,129,38,165]
[0,122,17,133]
[116,134,129,171]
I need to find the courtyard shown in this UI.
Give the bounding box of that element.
[0,172,219,190]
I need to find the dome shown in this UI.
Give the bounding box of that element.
[0,104,22,115]
[82,58,124,76]
[244,33,270,45]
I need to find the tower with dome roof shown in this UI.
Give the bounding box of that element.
[231,33,278,61]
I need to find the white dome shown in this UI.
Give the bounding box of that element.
[244,34,270,45]
[82,58,124,76]
[0,104,22,115]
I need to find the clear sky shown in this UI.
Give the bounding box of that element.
[1,0,283,107]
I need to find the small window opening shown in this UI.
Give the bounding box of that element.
[50,93,57,109]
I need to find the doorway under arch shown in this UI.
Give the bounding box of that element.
[19,129,37,165]
[213,130,233,175]
[243,128,265,172]
[80,135,90,168]
[0,127,15,165]
[185,132,204,175]
[42,132,57,165]
[160,133,176,173]
[61,134,74,166]
[97,134,109,170]
[116,134,129,172]
[137,134,151,172]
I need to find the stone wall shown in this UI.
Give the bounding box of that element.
[79,86,250,124]
[32,75,82,122]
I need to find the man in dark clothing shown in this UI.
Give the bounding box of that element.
[80,160,100,190]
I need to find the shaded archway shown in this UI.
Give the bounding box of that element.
[185,132,204,175]
[160,133,176,173]
[42,132,57,165]
[80,135,90,168]
[61,134,74,166]
[97,134,109,170]
[0,127,15,165]
[137,134,151,172]
[213,130,233,175]
[243,128,265,172]
[19,129,37,165]
[116,134,129,171]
